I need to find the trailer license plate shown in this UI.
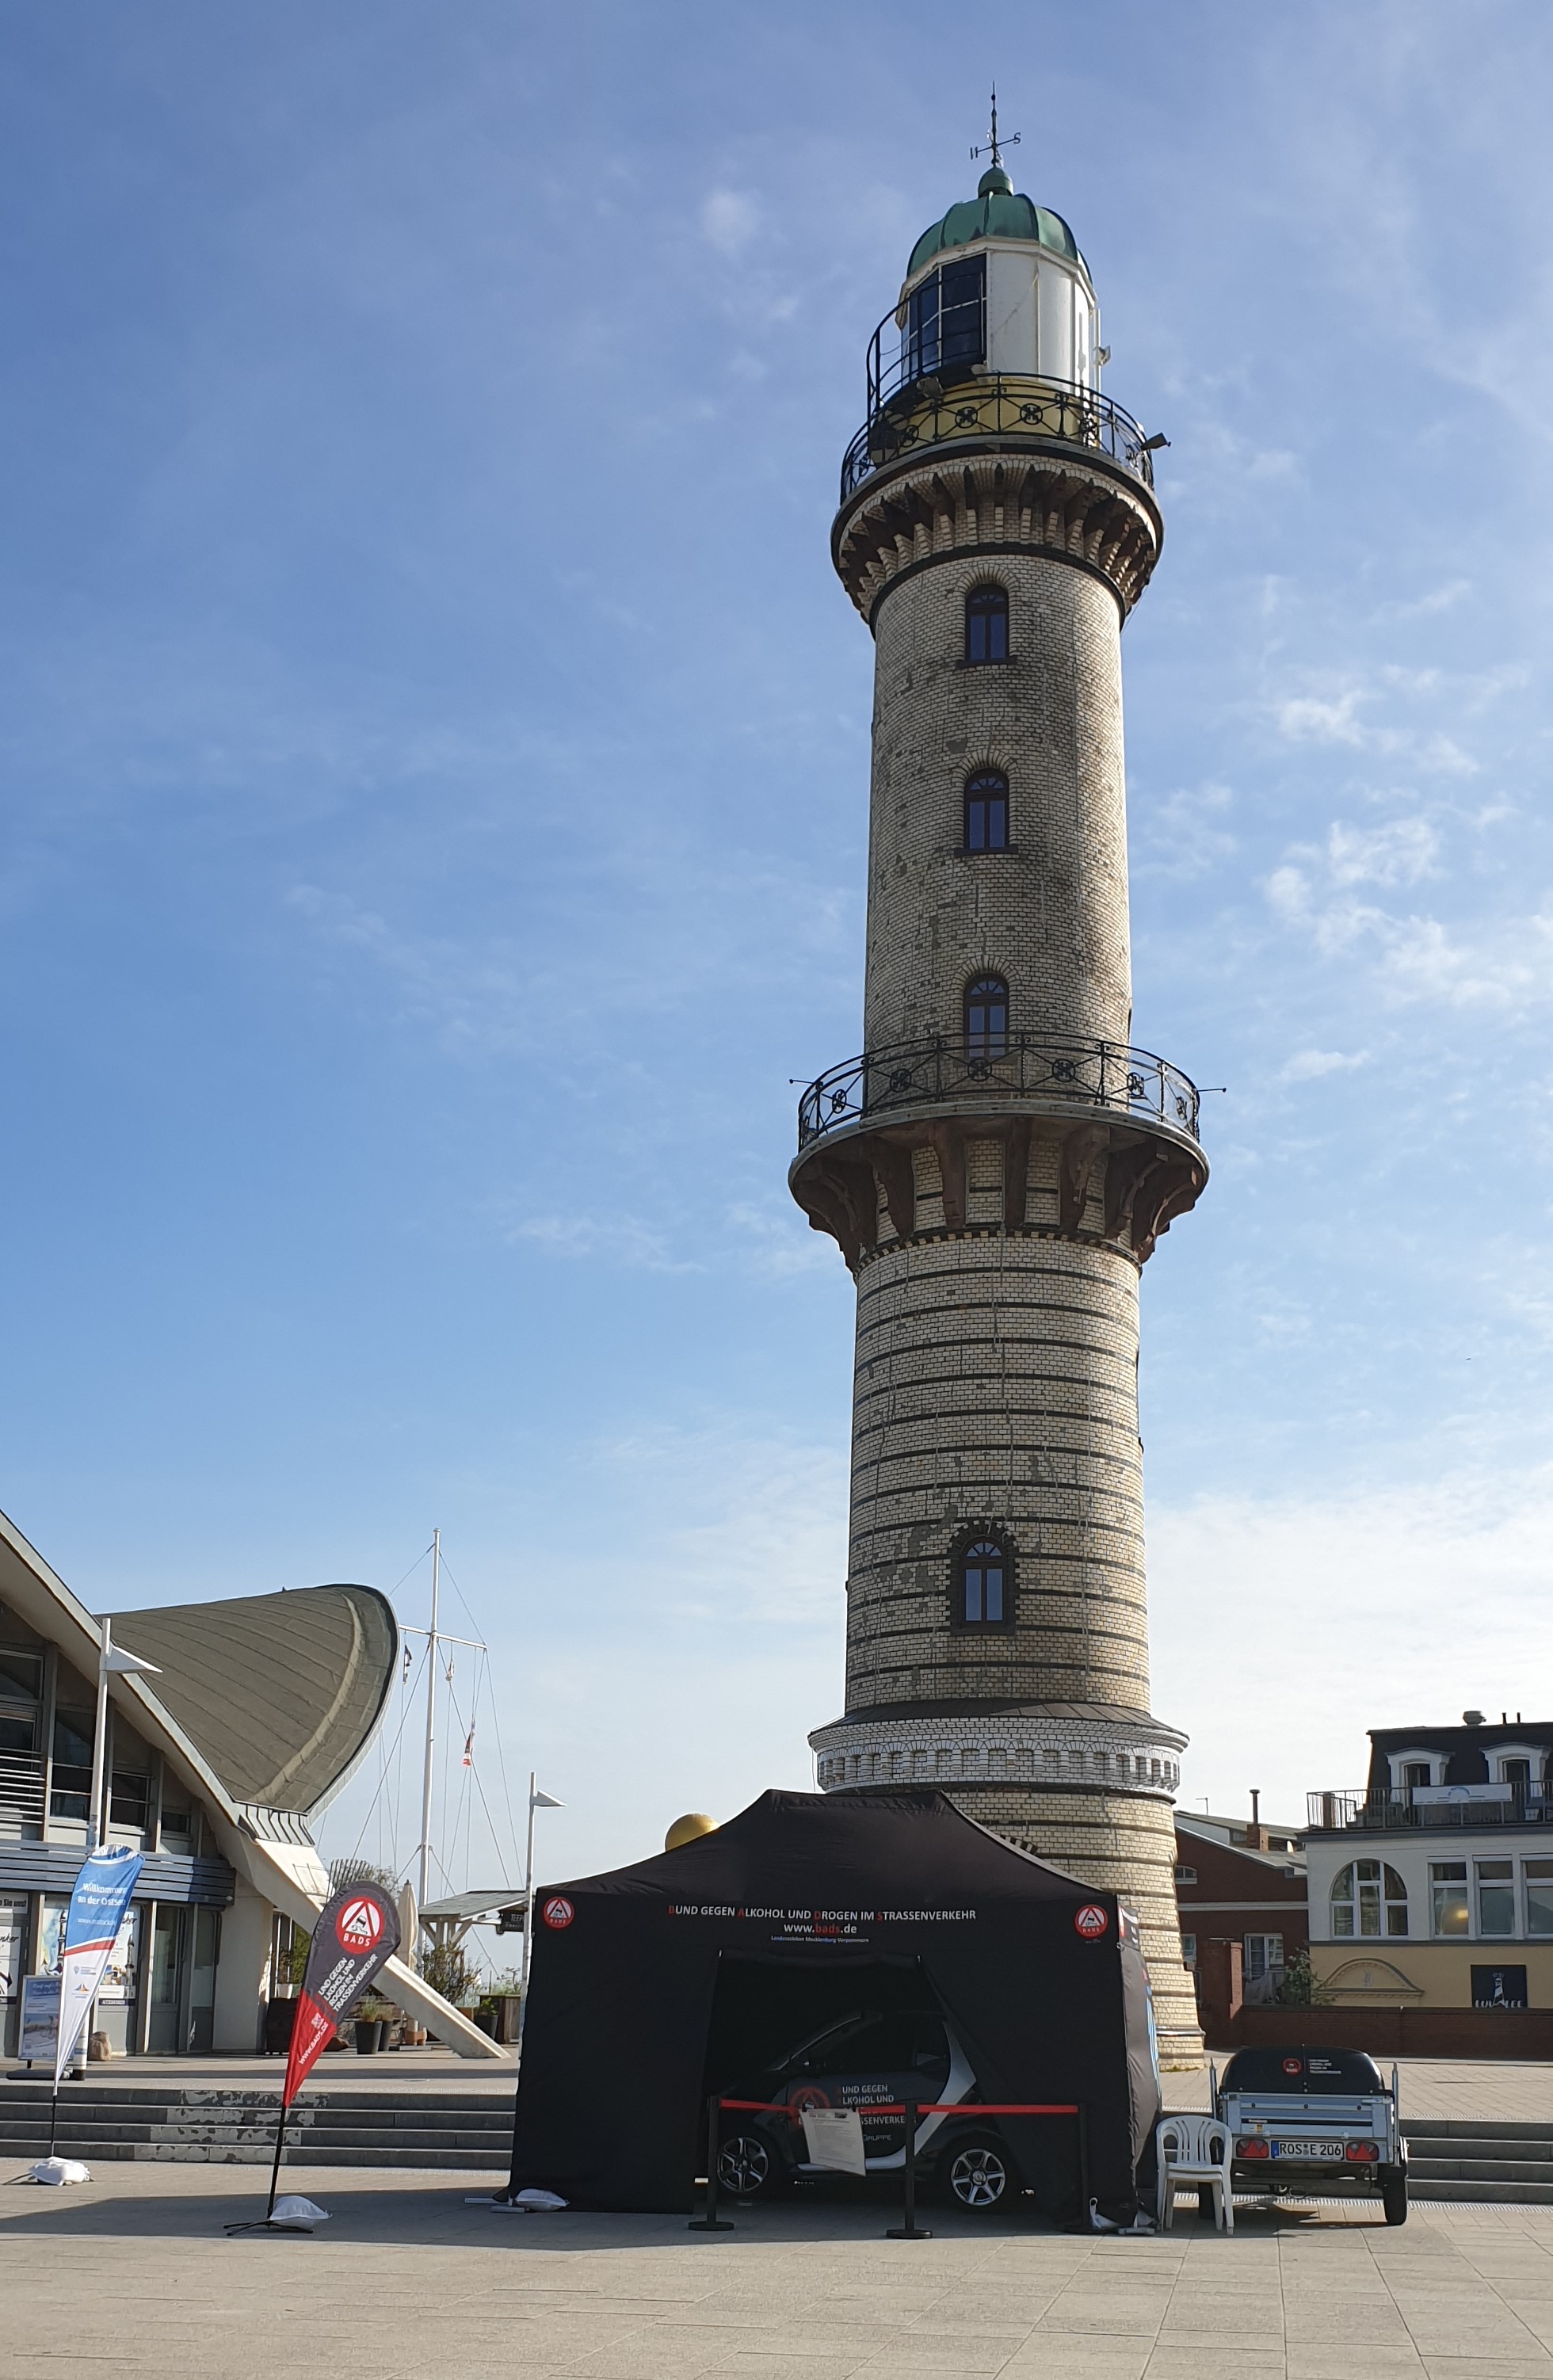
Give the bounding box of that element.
[1272,2140,1343,2160]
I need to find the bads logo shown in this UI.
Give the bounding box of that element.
[1074,1903,1109,1940]
[543,1897,575,1930]
[335,1896,385,1954]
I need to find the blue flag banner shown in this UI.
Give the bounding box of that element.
[55,1845,144,2084]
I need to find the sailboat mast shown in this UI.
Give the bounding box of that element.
[417,1528,441,1909]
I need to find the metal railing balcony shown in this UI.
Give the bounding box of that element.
[841,368,1156,505]
[0,1749,48,1833]
[1309,1787,1553,1832]
[796,1031,1200,1153]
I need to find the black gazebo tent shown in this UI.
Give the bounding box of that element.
[508,1789,1162,2214]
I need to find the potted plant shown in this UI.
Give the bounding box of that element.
[353,1995,393,2054]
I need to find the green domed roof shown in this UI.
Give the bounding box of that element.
[906,168,1082,280]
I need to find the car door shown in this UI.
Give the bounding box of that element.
[799,2012,946,2164]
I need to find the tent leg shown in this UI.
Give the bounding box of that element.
[887,2099,932,2240]
[689,2094,735,2233]
[1078,2103,1092,2229]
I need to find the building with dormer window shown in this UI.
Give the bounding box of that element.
[1306,1716,1553,2012]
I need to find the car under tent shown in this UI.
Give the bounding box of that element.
[507,1788,1163,2219]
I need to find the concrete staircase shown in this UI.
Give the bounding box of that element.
[1405,2120,1553,2206]
[0,2081,513,2170]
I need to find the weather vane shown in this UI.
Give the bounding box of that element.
[971,86,1020,171]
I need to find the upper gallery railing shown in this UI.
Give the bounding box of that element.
[796,1032,1200,1153]
[841,360,1158,505]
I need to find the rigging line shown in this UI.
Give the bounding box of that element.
[434,1554,487,1648]
[347,1638,426,1859]
[471,1634,525,1878]
[429,1552,523,1880]
[388,1540,436,1601]
[441,1658,513,1888]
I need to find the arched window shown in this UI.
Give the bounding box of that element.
[955,1534,1012,1627]
[1331,1859,1409,1939]
[965,585,1009,665]
[965,973,1008,1059]
[964,770,1009,852]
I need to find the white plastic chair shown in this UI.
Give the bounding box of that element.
[1156,2114,1233,2233]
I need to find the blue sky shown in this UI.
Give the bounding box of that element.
[3,2,1553,1898]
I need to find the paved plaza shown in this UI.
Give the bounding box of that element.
[8,2160,1553,2380]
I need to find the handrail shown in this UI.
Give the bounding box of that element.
[1308,1786,1553,1830]
[841,367,1155,504]
[796,1031,1200,1153]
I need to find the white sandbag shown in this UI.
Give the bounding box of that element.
[269,2195,330,2226]
[29,2157,91,2186]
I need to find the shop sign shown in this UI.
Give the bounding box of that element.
[19,1973,59,2064]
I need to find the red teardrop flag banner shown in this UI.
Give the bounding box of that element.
[282,1882,402,2108]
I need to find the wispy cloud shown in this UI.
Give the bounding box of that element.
[700,188,761,255]
[1136,780,1238,882]
[1279,1047,1370,1081]
[507,1214,700,1274]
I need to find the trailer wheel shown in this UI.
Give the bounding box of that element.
[1383,2176,1409,2226]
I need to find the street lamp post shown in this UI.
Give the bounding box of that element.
[520,1772,563,2012]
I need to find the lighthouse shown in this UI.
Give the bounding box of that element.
[793,126,1208,2064]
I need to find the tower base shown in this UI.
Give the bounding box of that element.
[811,1707,1203,2068]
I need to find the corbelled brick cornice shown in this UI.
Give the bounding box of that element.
[833,447,1162,625]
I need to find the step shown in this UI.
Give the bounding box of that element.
[0,2141,509,2169]
[1410,2158,1553,2185]
[1400,2132,1553,2151]
[1411,2180,1553,2206]
[1408,2136,1553,2159]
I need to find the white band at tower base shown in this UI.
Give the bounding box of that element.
[811,1709,1186,1800]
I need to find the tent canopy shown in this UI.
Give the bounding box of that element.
[509,1788,1161,2214]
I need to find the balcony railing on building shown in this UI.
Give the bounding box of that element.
[1309,1785,1553,1832]
[797,1030,1200,1153]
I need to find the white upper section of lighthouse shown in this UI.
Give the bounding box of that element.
[894,163,1102,395]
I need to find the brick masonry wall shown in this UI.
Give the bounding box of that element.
[864,551,1131,1053]
[845,1224,1148,1712]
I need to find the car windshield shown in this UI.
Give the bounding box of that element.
[1220,2047,1388,2096]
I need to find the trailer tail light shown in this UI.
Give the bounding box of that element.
[1345,2141,1379,2162]
[1236,2138,1270,2159]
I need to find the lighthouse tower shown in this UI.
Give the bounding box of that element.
[792,134,1208,2064]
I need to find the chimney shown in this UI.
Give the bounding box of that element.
[1245,1789,1269,1853]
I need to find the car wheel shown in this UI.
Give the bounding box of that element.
[1383,2176,1408,2227]
[942,2134,1011,2212]
[717,2132,774,2199]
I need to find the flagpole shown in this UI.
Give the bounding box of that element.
[522,1772,537,2008]
[417,1531,441,1912]
[263,2092,290,2222]
[70,1614,113,2098]
[87,1615,111,1856]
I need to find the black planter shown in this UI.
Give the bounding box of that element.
[353,2018,385,2055]
[263,1997,299,2054]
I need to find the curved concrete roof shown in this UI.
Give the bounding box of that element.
[113,1583,398,1818]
